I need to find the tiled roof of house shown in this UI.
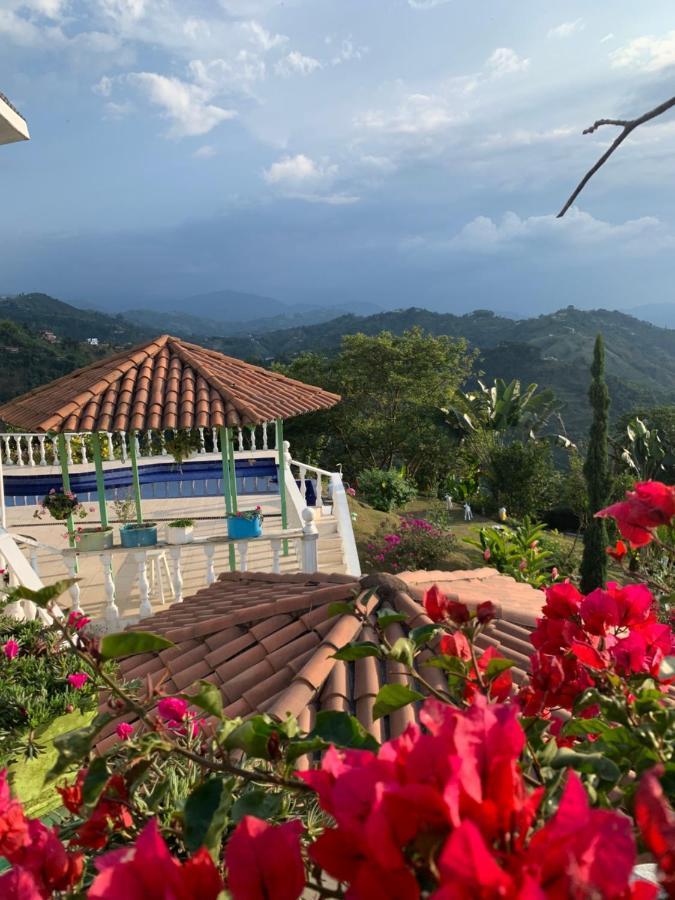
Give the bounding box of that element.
[95,568,544,754]
[0,335,341,433]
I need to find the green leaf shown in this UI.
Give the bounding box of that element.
[331,641,382,661]
[552,749,621,783]
[485,657,516,679]
[409,624,440,648]
[561,718,611,738]
[373,684,424,721]
[387,638,416,669]
[376,610,407,628]
[231,789,284,824]
[9,579,78,609]
[183,777,230,857]
[100,631,175,659]
[327,601,356,618]
[82,756,109,807]
[426,655,468,675]
[48,713,111,780]
[223,716,279,760]
[310,710,379,751]
[183,681,223,720]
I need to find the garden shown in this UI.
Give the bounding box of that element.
[0,330,673,898]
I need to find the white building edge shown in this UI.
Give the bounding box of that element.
[0,91,30,145]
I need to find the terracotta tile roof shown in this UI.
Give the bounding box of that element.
[0,335,341,433]
[95,569,545,755]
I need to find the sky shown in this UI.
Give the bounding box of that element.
[1,0,675,316]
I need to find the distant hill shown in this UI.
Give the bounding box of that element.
[208,306,675,440]
[0,293,148,343]
[626,303,675,329]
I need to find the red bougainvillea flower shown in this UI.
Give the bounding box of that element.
[57,769,86,816]
[157,697,189,722]
[71,775,133,851]
[116,722,134,741]
[89,819,223,900]
[476,601,497,625]
[464,647,513,702]
[422,585,470,624]
[607,539,628,561]
[580,582,655,636]
[439,631,472,661]
[596,480,675,547]
[541,581,583,619]
[67,610,91,631]
[0,770,29,860]
[635,766,675,897]
[67,673,89,689]
[9,819,84,896]
[226,816,305,900]
[3,639,19,661]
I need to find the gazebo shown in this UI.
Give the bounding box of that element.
[0,335,340,567]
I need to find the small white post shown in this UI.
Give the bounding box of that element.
[301,507,319,573]
[119,431,128,464]
[64,434,74,466]
[80,434,88,464]
[106,433,115,460]
[262,422,269,451]
[160,431,167,456]
[65,556,81,613]
[237,541,249,572]
[249,426,256,451]
[237,427,244,452]
[135,551,152,618]
[169,546,184,603]
[2,436,12,465]
[271,537,281,574]
[211,427,218,454]
[38,436,47,465]
[28,436,35,467]
[102,551,119,626]
[16,437,24,467]
[315,474,324,513]
[204,542,216,585]
[198,427,206,454]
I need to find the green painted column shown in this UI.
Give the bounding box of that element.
[275,419,289,556]
[128,430,143,525]
[219,426,236,571]
[57,434,76,560]
[91,433,108,528]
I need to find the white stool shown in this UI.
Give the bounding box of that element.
[146,549,174,605]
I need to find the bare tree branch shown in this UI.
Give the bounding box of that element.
[557,95,675,218]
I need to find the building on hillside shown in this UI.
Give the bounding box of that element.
[40,330,58,343]
[86,337,100,346]
[0,91,29,145]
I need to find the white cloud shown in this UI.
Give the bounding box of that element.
[548,19,585,39]
[480,126,575,150]
[610,31,675,72]
[275,50,322,77]
[127,72,237,137]
[357,92,458,135]
[331,38,367,65]
[188,53,266,95]
[24,0,67,18]
[241,20,287,52]
[485,47,530,77]
[431,208,673,255]
[407,0,452,7]
[193,144,216,158]
[262,153,358,204]
[600,32,614,44]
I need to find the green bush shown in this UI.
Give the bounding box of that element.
[485,441,560,519]
[0,617,99,764]
[465,517,560,588]
[356,468,417,512]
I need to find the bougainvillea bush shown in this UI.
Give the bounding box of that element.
[0,480,674,898]
[365,516,460,573]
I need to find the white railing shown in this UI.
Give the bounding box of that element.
[0,422,277,467]
[289,456,361,577]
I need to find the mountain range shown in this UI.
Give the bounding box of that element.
[0,294,673,440]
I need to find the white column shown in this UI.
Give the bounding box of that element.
[198,427,206,454]
[119,432,128,464]
[64,434,74,466]
[204,543,216,585]
[106,433,115,460]
[301,507,319,573]
[249,426,256,451]
[2,436,12,465]
[38,436,47,466]
[160,431,167,456]
[237,427,244,452]
[28,436,35,467]
[101,551,119,626]
[169,546,184,603]
[262,422,269,451]
[315,474,324,514]
[80,435,88,464]
[211,427,218,454]
[65,556,82,613]
[16,436,24,467]
[237,541,249,572]
[271,537,281,574]
[135,551,152,618]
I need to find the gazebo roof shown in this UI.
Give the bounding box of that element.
[0,334,340,433]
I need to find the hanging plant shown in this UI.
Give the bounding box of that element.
[165,429,201,466]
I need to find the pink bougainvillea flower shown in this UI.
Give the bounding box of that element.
[422,585,469,624]
[541,581,583,619]
[596,480,675,547]
[0,866,44,899]
[226,816,305,900]
[116,723,134,741]
[3,639,19,660]
[67,611,91,631]
[439,630,472,661]
[9,819,84,896]
[0,770,30,860]
[89,819,223,900]
[157,697,189,722]
[67,673,89,690]
[635,766,675,897]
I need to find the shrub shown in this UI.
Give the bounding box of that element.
[356,467,417,512]
[465,517,562,587]
[365,516,459,572]
[485,440,560,519]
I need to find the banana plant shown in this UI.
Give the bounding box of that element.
[443,378,559,442]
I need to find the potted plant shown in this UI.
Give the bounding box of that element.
[113,495,158,548]
[34,488,88,522]
[165,518,195,545]
[226,506,264,540]
[74,525,114,552]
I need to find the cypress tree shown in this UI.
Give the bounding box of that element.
[580,334,610,592]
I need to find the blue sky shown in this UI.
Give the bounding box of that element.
[1,0,675,315]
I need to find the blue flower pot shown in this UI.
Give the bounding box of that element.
[226,516,263,540]
[120,523,158,548]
